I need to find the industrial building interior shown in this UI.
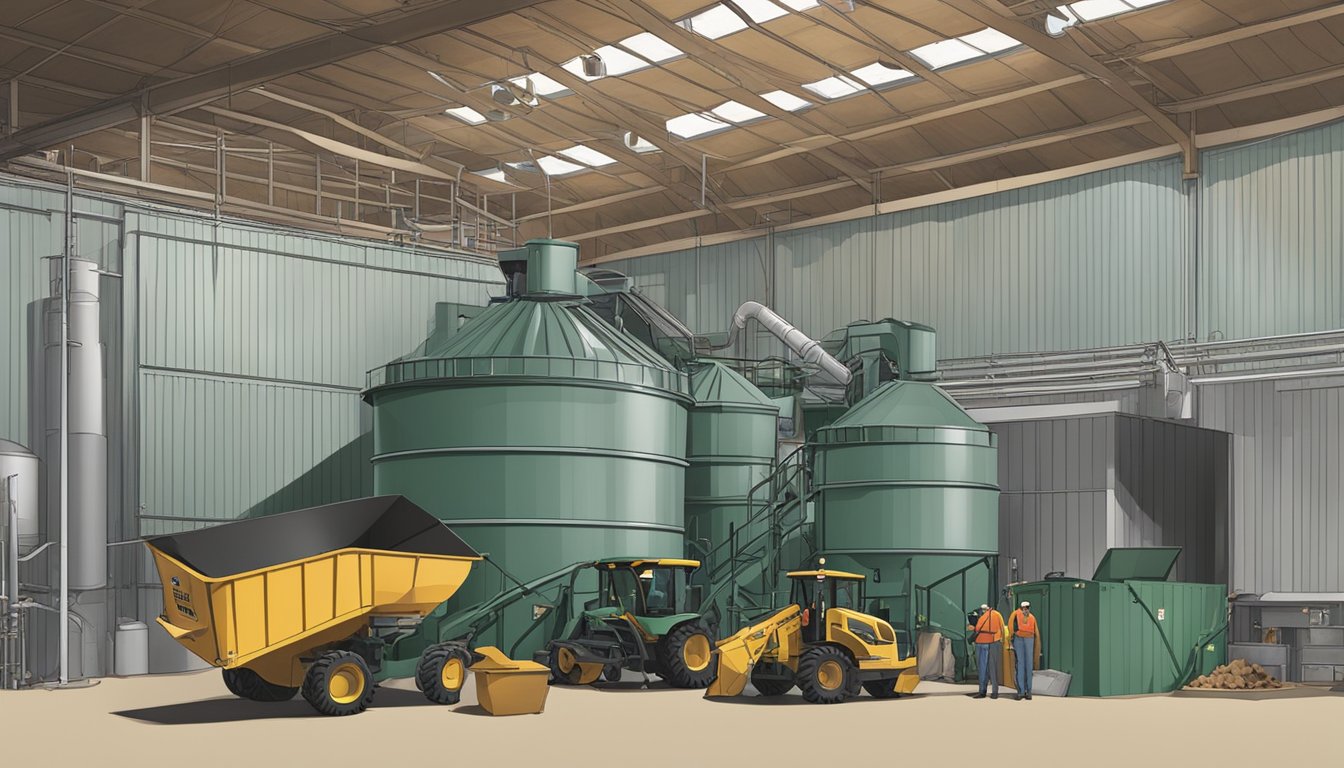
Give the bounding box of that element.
[2,0,1344,763]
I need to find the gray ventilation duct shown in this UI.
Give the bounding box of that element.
[718,301,852,385]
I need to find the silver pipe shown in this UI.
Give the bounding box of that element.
[58,164,71,687]
[949,379,1146,398]
[1190,365,1344,385]
[717,301,851,385]
[4,474,16,689]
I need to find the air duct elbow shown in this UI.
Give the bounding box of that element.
[728,301,851,386]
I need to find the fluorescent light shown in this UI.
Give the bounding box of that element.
[803,75,864,100]
[711,100,767,123]
[1068,0,1132,20]
[685,4,748,39]
[910,38,981,69]
[850,62,913,87]
[667,112,731,139]
[960,28,1020,54]
[535,155,587,176]
[557,144,617,167]
[444,106,486,125]
[761,90,811,111]
[512,73,568,98]
[472,168,511,184]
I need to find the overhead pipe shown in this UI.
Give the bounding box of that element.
[712,301,851,385]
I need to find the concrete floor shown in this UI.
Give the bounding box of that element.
[2,671,1340,766]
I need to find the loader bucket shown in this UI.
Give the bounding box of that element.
[145,495,480,684]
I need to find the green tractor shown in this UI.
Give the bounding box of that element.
[542,558,718,689]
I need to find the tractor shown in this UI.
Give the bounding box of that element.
[543,558,718,689]
[707,559,920,703]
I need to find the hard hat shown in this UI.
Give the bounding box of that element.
[1021,601,1031,608]
[980,604,990,611]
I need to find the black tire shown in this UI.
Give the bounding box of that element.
[656,623,717,689]
[863,678,902,699]
[547,643,584,685]
[301,651,375,716]
[751,668,795,697]
[415,643,472,705]
[797,646,858,704]
[602,663,624,683]
[221,667,299,702]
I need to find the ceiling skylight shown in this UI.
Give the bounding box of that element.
[534,156,586,176]
[1063,0,1170,23]
[562,33,682,80]
[803,75,864,100]
[711,101,767,123]
[511,73,568,98]
[624,132,661,153]
[761,90,811,112]
[910,27,1022,69]
[667,112,731,139]
[682,0,819,40]
[557,144,617,167]
[445,106,486,125]
[472,168,511,184]
[850,62,914,87]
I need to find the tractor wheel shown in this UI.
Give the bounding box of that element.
[750,669,795,697]
[221,667,299,702]
[301,651,375,716]
[415,643,472,705]
[602,663,624,683]
[547,644,585,685]
[862,678,902,699]
[797,646,857,704]
[656,623,717,689]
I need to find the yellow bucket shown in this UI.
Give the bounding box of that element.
[470,646,550,715]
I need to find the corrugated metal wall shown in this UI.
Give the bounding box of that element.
[609,119,1344,358]
[1198,376,1344,594]
[992,414,1228,588]
[1199,121,1344,341]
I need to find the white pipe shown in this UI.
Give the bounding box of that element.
[726,301,851,385]
[59,167,70,687]
[1190,365,1344,385]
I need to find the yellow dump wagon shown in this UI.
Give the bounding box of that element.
[146,495,481,715]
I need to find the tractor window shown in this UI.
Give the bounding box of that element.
[645,568,673,614]
[834,580,858,610]
[607,568,645,614]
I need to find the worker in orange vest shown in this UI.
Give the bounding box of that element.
[967,603,1006,699]
[1008,601,1039,701]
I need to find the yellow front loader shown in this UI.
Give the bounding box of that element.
[707,561,920,704]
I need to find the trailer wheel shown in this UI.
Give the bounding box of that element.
[656,623,717,689]
[750,669,795,697]
[416,643,472,705]
[602,663,624,683]
[797,646,856,704]
[862,678,902,699]
[222,667,299,702]
[302,651,375,716]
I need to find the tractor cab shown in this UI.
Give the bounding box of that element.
[596,558,702,618]
[787,561,866,643]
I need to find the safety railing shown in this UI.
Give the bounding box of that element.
[365,354,691,395]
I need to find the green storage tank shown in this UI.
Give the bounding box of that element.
[812,380,999,653]
[1010,547,1227,697]
[684,360,779,559]
[364,239,691,653]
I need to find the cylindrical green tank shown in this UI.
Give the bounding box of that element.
[812,380,999,659]
[684,360,778,560]
[364,239,691,653]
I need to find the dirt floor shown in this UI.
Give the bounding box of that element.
[2,671,1340,766]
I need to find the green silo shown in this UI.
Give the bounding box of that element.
[364,239,691,653]
[684,360,779,560]
[812,380,999,658]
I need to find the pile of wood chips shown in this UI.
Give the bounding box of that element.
[1187,659,1283,690]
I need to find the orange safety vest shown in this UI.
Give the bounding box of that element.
[1010,610,1038,638]
[974,610,1004,644]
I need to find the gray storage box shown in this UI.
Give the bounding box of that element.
[1228,642,1290,668]
[1300,646,1344,665]
[1031,669,1072,697]
[1300,664,1343,682]
[1305,628,1344,646]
